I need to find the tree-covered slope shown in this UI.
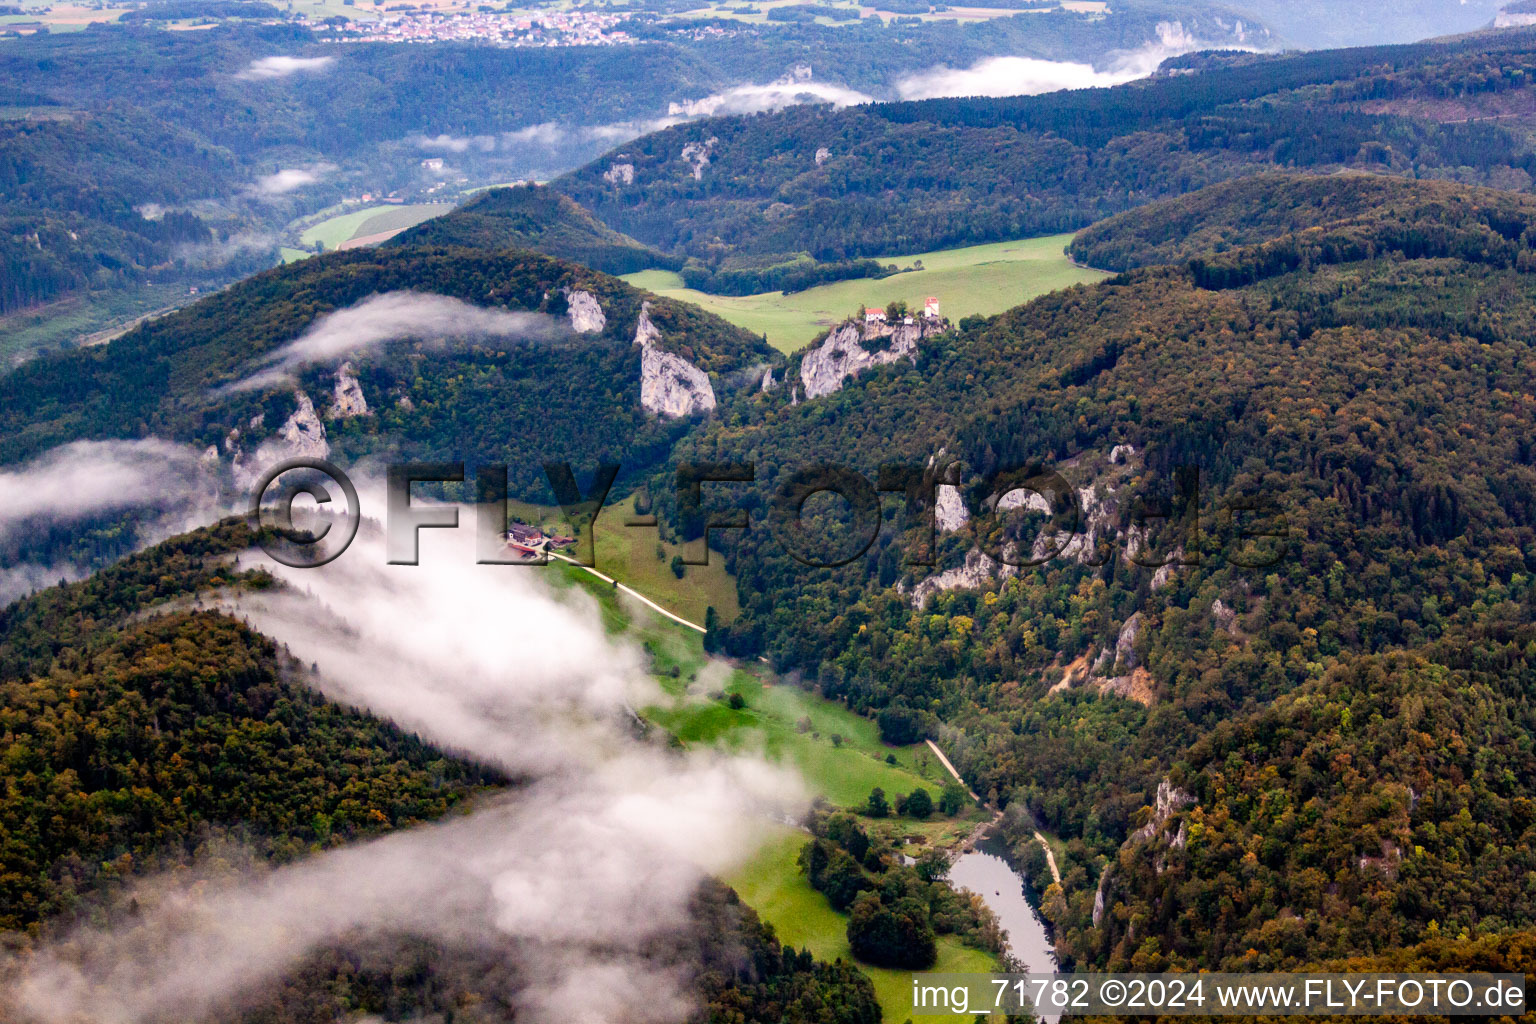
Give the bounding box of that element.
[390,185,682,276]
[557,29,1536,268]
[0,520,498,931]
[0,245,775,496]
[1068,171,1536,271]
[0,521,881,1022]
[654,175,1536,973]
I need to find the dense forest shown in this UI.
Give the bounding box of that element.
[1067,172,1536,272]
[649,173,1536,973]
[0,520,882,1020]
[558,29,1536,268]
[389,185,682,276]
[0,245,775,497]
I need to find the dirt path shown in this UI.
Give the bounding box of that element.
[927,739,1061,882]
[546,550,706,634]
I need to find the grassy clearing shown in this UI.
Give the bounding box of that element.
[299,203,445,249]
[555,562,1001,1021]
[648,667,939,807]
[727,827,1001,1024]
[624,233,1108,354]
[507,493,739,625]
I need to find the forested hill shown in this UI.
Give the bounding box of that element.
[557,28,1536,269]
[659,174,1536,973]
[388,185,682,276]
[0,245,775,496]
[0,520,880,1022]
[1068,172,1536,271]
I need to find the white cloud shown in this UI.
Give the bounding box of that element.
[253,163,336,195]
[2,520,801,1024]
[896,21,1251,100]
[0,438,221,604]
[666,79,872,118]
[0,438,211,540]
[240,55,336,79]
[223,291,566,393]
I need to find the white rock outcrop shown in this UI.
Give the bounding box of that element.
[232,391,331,490]
[997,487,1052,514]
[1113,611,1141,672]
[634,301,715,419]
[564,288,606,334]
[602,162,635,185]
[681,138,717,180]
[1131,779,1195,844]
[799,315,945,399]
[935,483,968,533]
[331,361,368,417]
[814,146,831,167]
[1152,548,1185,591]
[1212,597,1238,635]
[912,548,1016,608]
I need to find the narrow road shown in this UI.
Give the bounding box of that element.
[546,551,706,634]
[926,739,981,801]
[928,739,1061,884]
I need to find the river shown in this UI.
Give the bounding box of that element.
[947,830,1059,974]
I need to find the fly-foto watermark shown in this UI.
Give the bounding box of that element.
[248,458,1287,572]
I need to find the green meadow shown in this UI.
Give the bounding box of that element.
[554,566,1004,1023]
[727,828,1001,1024]
[624,233,1108,354]
[507,494,739,625]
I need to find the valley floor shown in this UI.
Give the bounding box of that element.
[557,566,1013,1023]
[623,234,1110,353]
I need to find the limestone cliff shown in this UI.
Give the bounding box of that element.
[799,313,947,399]
[634,301,715,419]
[331,361,368,418]
[232,391,331,490]
[563,288,606,334]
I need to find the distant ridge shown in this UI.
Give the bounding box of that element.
[391,184,682,277]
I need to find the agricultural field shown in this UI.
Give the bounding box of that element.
[623,233,1108,353]
[297,202,448,251]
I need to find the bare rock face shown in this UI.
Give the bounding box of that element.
[935,483,969,533]
[1131,779,1195,844]
[233,391,331,490]
[1113,611,1141,672]
[563,288,606,334]
[634,301,715,419]
[997,487,1052,514]
[799,315,945,399]
[761,368,774,391]
[1152,548,1184,591]
[602,162,635,185]
[1212,597,1238,635]
[814,146,831,167]
[680,138,718,180]
[912,548,1016,608]
[331,361,369,418]
[276,391,329,457]
[1092,867,1113,928]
